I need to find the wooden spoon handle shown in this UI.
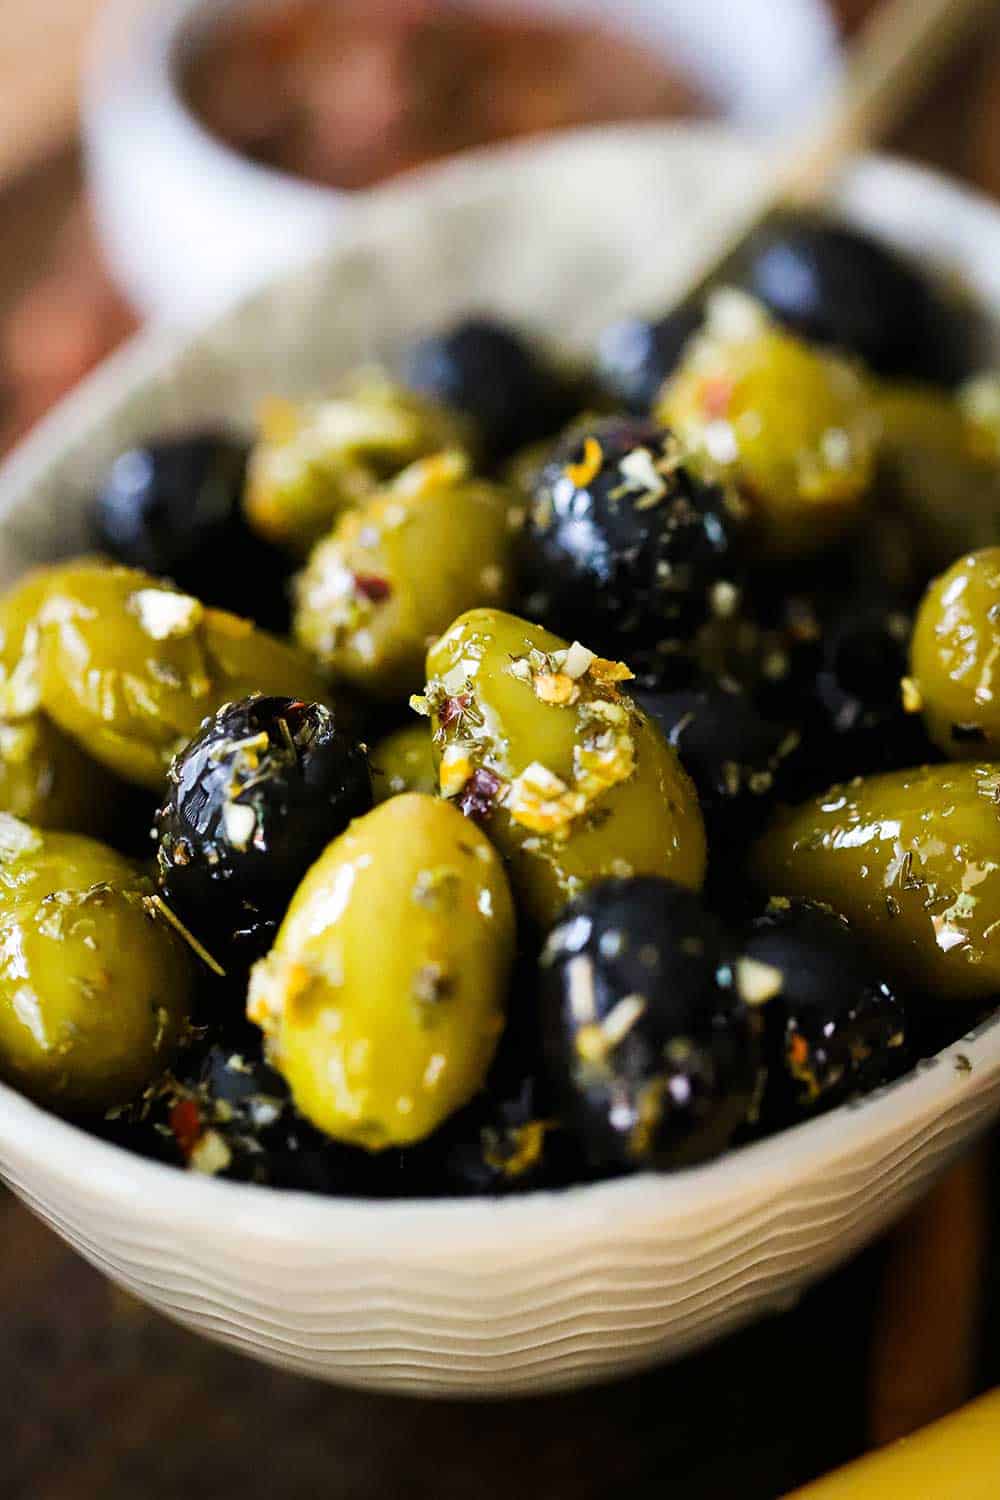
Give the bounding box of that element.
[597,0,998,331]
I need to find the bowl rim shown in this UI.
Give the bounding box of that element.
[3,124,1000,1255]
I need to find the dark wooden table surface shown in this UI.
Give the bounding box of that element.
[4,6,1000,1499]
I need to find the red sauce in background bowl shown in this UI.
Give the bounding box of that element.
[183,0,705,193]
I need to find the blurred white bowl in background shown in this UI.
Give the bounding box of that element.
[82,0,840,325]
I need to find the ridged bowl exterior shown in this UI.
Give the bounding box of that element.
[2,127,1000,1395]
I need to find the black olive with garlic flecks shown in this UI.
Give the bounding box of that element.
[539,877,759,1172]
[740,902,907,1129]
[518,417,745,654]
[159,1043,390,1192]
[635,676,801,846]
[155,694,372,968]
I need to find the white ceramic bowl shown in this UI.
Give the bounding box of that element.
[81,0,840,324]
[2,126,1000,1398]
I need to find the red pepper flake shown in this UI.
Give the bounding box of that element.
[439,693,471,729]
[169,1097,203,1158]
[353,573,392,602]
[457,767,502,823]
[788,1034,810,1068]
[699,376,733,419]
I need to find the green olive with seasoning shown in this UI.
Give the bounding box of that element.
[656,290,874,559]
[294,452,517,701]
[36,562,332,791]
[371,721,437,804]
[751,763,1000,1004]
[247,793,515,1148]
[420,608,707,926]
[0,559,123,831]
[909,547,1000,757]
[0,815,193,1112]
[874,383,1000,571]
[244,373,469,556]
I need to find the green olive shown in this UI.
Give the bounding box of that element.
[0,716,122,831]
[0,560,124,830]
[656,291,874,559]
[247,794,514,1148]
[874,383,1000,571]
[909,547,1000,757]
[0,816,193,1111]
[421,608,706,926]
[244,373,469,556]
[36,562,331,790]
[751,763,1000,1004]
[294,452,517,701]
[371,722,437,804]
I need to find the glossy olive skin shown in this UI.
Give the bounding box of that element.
[370,721,437,804]
[401,317,575,462]
[909,548,1000,757]
[247,794,516,1149]
[742,902,906,1126]
[539,878,759,1171]
[90,433,290,627]
[0,819,192,1112]
[161,1043,386,1191]
[294,453,517,700]
[658,293,874,559]
[156,695,372,964]
[791,605,936,795]
[244,375,467,556]
[519,416,743,652]
[422,608,707,927]
[0,715,122,832]
[875,384,1000,573]
[736,215,974,385]
[595,306,702,413]
[36,562,331,790]
[0,561,126,832]
[635,677,800,843]
[751,763,1000,1004]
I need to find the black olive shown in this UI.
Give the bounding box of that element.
[636,677,801,843]
[395,1070,585,1197]
[160,1044,384,1193]
[594,304,702,413]
[539,877,759,1172]
[741,902,907,1128]
[401,316,575,462]
[790,606,938,795]
[155,694,372,967]
[519,417,743,652]
[735,214,976,385]
[91,432,291,630]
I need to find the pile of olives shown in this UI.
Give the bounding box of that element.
[4,215,1000,1198]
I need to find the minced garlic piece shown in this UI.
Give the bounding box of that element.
[736,957,784,1007]
[130,588,203,641]
[562,641,596,680]
[506,761,586,834]
[223,801,257,851]
[189,1129,233,1177]
[439,743,474,798]
[247,952,312,1031]
[574,731,635,800]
